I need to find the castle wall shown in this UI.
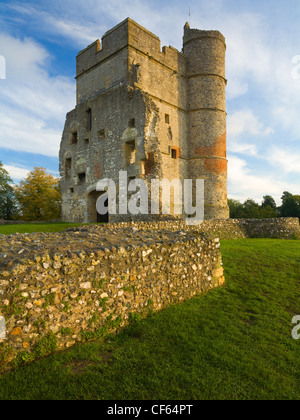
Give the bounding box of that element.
[60,18,230,223]
[0,225,224,371]
[76,49,128,104]
[183,25,229,220]
[76,20,131,104]
[60,86,149,222]
[1,217,298,370]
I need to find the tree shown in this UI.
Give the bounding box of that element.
[261,195,277,209]
[228,192,300,220]
[228,199,245,218]
[281,191,293,202]
[259,205,277,219]
[280,192,300,219]
[16,167,61,221]
[0,161,16,220]
[243,198,261,218]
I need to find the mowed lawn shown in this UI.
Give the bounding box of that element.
[0,238,299,400]
[0,222,93,235]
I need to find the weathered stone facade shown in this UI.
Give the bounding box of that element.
[59,18,229,222]
[0,224,224,371]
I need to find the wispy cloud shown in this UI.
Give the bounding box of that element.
[3,164,30,181]
[0,105,63,157]
[228,155,299,205]
[268,147,300,174]
[1,1,98,47]
[228,109,274,139]
[0,32,75,157]
[227,109,274,157]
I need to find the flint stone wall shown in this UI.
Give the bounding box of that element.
[0,217,298,371]
[0,224,224,371]
[109,217,300,239]
[205,217,300,239]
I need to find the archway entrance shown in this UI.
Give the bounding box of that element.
[87,190,109,223]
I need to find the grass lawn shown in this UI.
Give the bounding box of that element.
[0,222,92,235]
[0,239,299,400]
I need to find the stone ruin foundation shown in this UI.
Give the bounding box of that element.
[0,217,299,371]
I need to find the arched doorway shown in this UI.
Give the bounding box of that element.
[87,190,109,223]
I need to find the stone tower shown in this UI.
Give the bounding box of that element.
[184,23,229,219]
[59,18,229,223]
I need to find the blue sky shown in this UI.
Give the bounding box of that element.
[0,0,300,204]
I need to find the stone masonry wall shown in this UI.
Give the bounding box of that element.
[199,217,300,239]
[0,224,224,371]
[101,217,300,239]
[0,217,298,371]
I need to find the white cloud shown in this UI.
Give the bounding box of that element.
[0,32,75,157]
[2,1,115,48]
[46,17,96,46]
[227,109,274,157]
[223,14,272,99]
[228,155,299,205]
[228,110,274,139]
[0,105,62,157]
[268,147,300,174]
[3,164,30,181]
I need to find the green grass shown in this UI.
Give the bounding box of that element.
[0,239,299,400]
[0,222,92,235]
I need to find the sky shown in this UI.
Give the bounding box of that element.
[0,0,300,205]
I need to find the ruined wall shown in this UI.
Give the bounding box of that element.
[60,86,150,223]
[0,225,224,371]
[60,18,191,223]
[0,217,299,370]
[60,18,230,223]
[107,218,300,239]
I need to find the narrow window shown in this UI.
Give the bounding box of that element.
[84,138,90,145]
[70,132,78,145]
[78,172,86,185]
[86,108,92,131]
[69,188,74,194]
[129,118,135,128]
[165,114,170,124]
[65,158,72,177]
[171,148,177,159]
[125,140,136,165]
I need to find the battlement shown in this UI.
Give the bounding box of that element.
[76,18,186,78]
[183,22,226,46]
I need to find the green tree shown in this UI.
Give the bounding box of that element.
[243,198,261,218]
[280,192,300,219]
[261,195,277,210]
[260,205,277,219]
[0,162,16,220]
[16,167,61,221]
[228,199,245,218]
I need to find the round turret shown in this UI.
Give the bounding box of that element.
[183,24,229,220]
